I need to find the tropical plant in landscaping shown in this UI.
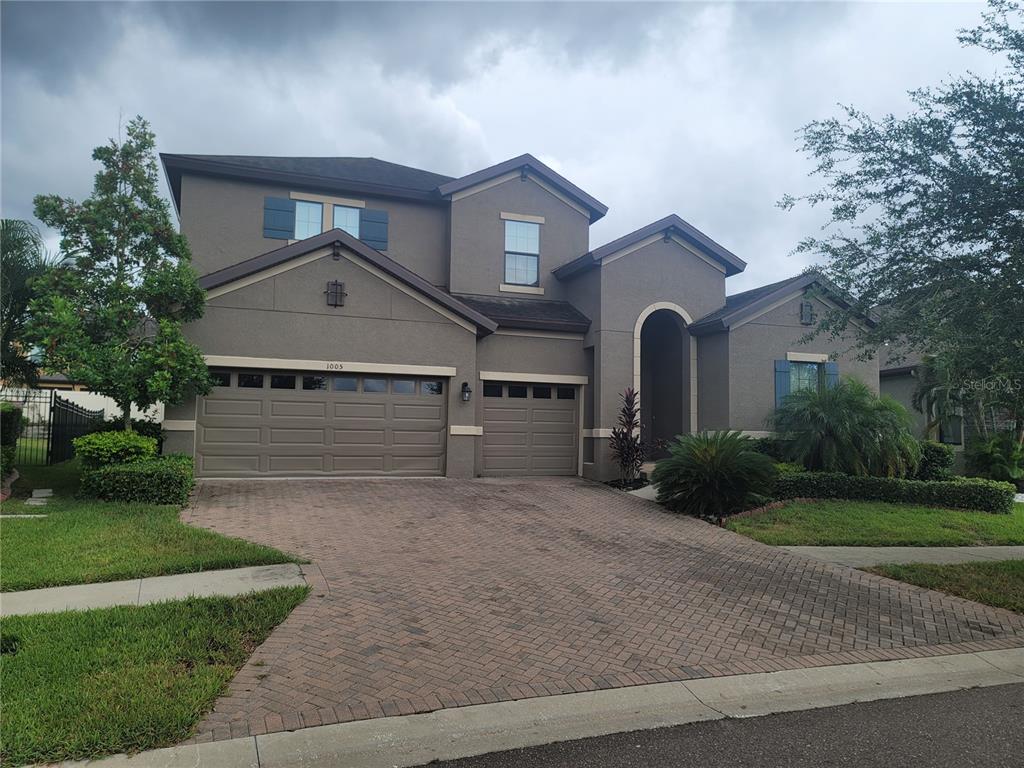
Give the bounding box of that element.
[29,116,212,430]
[771,377,920,478]
[0,219,56,386]
[914,440,955,481]
[652,431,776,520]
[608,387,645,485]
[966,433,1024,490]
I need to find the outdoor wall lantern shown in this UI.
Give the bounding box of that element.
[461,382,473,402]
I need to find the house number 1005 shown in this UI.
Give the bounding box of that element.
[326,362,345,370]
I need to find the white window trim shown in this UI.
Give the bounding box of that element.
[450,425,483,436]
[479,371,588,385]
[500,212,545,224]
[499,283,545,295]
[203,355,456,377]
[290,191,366,233]
[786,352,829,363]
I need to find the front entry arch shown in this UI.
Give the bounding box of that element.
[633,303,695,450]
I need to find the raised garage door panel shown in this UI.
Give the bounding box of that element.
[195,372,447,477]
[481,383,578,476]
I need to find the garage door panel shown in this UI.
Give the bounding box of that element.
[203,399,262,417]
[481,383,578,477]
[268,455,325,473]
[270,400,326,418]
[269,428,326,445]
[196,373,446,477]
[332,429,387,445]
[393,404,444,420]
[200,455,261,473]
[201,427,261,445]
[334,402,387,419]
[392,430,443,446]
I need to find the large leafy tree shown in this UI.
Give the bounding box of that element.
[782,0,1024,445]
[30,116,211,428]
[1,219,52,385]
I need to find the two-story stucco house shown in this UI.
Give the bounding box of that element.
[160,152,878,480]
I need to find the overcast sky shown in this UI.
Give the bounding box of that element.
[1,1,996,291]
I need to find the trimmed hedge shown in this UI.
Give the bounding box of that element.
[1,403,24,478]
[914,440,955,481]
[73,430,157,469]
[89,416,165,449]
[773,471,1016,514]
[80,454,194,505]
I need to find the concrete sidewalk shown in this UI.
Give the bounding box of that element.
[783,545,1024,567]
[0,563,306,617]
[62,647,1024,768]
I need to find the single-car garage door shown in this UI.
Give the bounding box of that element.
[481,381,578,476]
[195,370,447,477]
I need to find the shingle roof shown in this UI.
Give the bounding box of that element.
[438,154,608,222]
[553,214,746,279]
[161,154,454,210]
[452,293,591,334]
[197,229,497,335]
[689,272,876,336]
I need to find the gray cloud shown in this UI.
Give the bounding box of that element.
[1,1,994,291]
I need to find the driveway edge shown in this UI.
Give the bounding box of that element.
[64,647,1024,768]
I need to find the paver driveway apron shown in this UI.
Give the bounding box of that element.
[182,477,1024,743]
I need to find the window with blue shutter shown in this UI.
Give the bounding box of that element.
[774,359,791,408]
[263,197,295,240]
[359,209,388,250]
[824,361,840,388]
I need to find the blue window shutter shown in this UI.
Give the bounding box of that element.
[263,197,295,239]
[824,361,839,389]
[774,359,791,408]
[360,209,388,250]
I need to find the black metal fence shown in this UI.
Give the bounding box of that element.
[0,389,105,465]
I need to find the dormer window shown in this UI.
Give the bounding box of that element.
[294,200,323,239]
[333,205,360,238]
[504,220,540,286]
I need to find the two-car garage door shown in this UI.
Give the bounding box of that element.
[195,371,447,477]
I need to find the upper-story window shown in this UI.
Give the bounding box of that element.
[333,205,360,238]
[294,200,323,240]
[504,220,540,286]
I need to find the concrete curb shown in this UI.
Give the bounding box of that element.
[784,545,1024,567]
[0,564,306,617]
[61,647,1024,768]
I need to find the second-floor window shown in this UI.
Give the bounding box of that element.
[504,220,540,286]
[295,200,323,240]
[333,205,360,238]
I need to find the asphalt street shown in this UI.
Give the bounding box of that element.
[425,684,1024,768]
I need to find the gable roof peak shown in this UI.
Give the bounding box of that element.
[438,154,608,222]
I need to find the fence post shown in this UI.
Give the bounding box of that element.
[45,389,55,466]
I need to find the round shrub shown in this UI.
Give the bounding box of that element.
[915,440,955,481]
[73,430,157,469]
[652,431,777,520]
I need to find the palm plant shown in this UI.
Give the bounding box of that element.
[771,377,920,477]
[652,431,776,519]
[1,219,53,386]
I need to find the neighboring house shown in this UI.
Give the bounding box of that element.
[880,352,965,448]
[160,152,878,480]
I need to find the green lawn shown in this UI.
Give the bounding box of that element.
[9,458,82,497]
[1,462,301,592]
[868,560,1024,615]
[0,587,309,766]
[727,500,1024,547]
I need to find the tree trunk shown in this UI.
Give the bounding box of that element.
[120,402,132,431]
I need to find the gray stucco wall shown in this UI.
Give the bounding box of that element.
[178,174,450,286]
[726,294,880,432]
[696,332,730,430]
[880,371,929,438]
[172,243,479,477]
[448,176,590,299]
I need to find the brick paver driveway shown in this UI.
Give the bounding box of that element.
[184,477,1024,742]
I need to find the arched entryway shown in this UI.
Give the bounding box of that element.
[634,303,694,453]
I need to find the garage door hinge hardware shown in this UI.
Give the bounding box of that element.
[326,280,347,307]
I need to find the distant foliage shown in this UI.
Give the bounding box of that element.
[771,378,920,478]
[966,433,1024,490]
[652,431,777,520]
